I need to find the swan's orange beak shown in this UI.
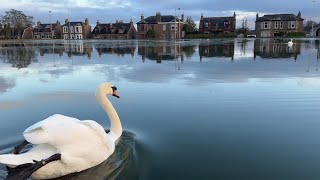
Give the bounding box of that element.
[112,90,120,98]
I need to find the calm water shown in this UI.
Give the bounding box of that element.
[0,38,320,180]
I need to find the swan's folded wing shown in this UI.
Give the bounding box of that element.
[80,120,114,149]
[23,114,80,145]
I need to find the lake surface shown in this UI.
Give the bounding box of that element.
[0,38,320,180]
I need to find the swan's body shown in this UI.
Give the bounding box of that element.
[288,39,293,46]
[0,83,122,179]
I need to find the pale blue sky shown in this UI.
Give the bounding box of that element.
[0,0,317,29]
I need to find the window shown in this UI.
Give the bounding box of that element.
[275,21,279,29]
[204,22,209,28]
[288,21,296,29]
[280,22,283,29]
[163,25,166,31]
[70,26,74,33]
[140,25,144,31]
[63,26,68,33]
[264,22,269,29]
[63,34,69,39]
[75,26,82,33]
[224,21,230,27]
[75,34,83,39]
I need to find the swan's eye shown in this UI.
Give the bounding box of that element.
[111,86,117,91]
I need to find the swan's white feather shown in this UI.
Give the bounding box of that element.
[0,83,122,179]
[0,114,115,179]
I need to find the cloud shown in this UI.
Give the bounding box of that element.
[0,77,15,94]
[0,91,90,110]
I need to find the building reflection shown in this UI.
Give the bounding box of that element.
[198,42,234,61]
[94,45,136,57]
[64,41,93,59]
[254,39,301,60]
[138,42,184,63]
[38,43,64,57]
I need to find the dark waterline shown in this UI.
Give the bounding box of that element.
[0,38,320,179]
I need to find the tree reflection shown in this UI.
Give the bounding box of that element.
[182,45,196,59]
[0,44,37,69]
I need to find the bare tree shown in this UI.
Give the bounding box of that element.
[1,9,34,39]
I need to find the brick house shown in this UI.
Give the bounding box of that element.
[199,12,236,35]
[31,21,62,39]
[92,19,137,39]
[136,12,184,39]
[61,18,91,39]
[255,12,304,38]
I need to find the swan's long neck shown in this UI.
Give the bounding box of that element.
[96,88,122,141]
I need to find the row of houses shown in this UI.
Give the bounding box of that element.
[17,11,305,40]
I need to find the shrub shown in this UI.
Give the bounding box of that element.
[287,32,306,37]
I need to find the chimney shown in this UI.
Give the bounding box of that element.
[181,13,184,22]
[233,12,236,18]
[256,13,259,21]
[96,20,100,25]
[109,22,113,29]
[119,20,123,23]
[65,19,69,24]
[85,18,89,25]
[116,20,119,24]
[56,21,60,25]
[201,13,203,20]
[298,11,301,18]
[141,14,144,21]
[37,21,41,27]
[156,12,161,22]
[130,19,133,25]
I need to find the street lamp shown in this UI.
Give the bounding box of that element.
[49,11,53,39]
[178,8,180,39]
[312,0,316,37]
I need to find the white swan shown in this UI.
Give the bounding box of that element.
[0,83,122,179]
[288,39,293,46]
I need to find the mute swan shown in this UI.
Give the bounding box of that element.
[0,83,122,179]
[288,39,293,46]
